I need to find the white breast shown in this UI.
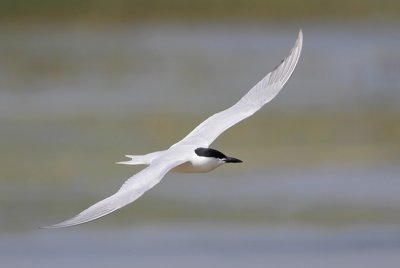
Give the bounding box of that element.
[172,155,223,173]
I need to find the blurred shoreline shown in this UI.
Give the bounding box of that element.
[1,0,400,26]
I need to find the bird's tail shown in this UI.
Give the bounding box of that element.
[116,155,147,165]
[116,151,165,165]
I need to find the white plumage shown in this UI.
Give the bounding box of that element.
[43,30,303,228]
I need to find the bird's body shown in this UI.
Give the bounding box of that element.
[172,153,224,173]
[43,30,303,228]
[119,146,241,173]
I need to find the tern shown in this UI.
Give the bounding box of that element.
[43,30,303,228]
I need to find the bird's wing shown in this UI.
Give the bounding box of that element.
[42,158,187,228]
[172,30,303,148]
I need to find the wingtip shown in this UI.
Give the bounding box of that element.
[299,29,304,44]
[297,29,303,47]
[39,224,64,229]
[40,219,88,229]
[40,215,95,229]
[39,221,77,229]
[39,225,60,229]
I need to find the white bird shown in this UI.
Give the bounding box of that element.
[43,30,303,228]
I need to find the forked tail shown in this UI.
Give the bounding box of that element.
[116,151,165,165]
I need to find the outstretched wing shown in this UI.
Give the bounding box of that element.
[173,30,303,148]
[42,158,186,228]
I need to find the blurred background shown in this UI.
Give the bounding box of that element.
[1,1,400,267]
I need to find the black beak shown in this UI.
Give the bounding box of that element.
[223,157,243,163]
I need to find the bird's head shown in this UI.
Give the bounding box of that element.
[195,147,243,164]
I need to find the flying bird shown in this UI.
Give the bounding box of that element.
[43,30,303,228]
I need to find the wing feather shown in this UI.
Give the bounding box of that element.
[173,30,303,147]
[42,158,186,228]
